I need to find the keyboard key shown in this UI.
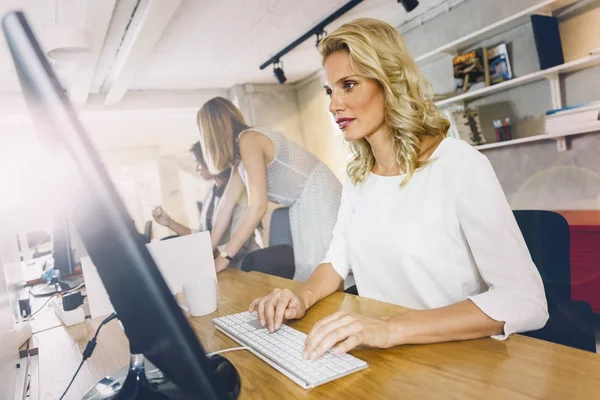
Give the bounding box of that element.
[329,364,348,373]
[348,358,367,367]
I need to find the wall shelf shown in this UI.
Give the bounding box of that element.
[474,134,551,150]
[415,0,579,65]
[435,53,600,108]
[474,126,600,151]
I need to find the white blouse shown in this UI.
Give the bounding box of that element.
[323,137,548,339]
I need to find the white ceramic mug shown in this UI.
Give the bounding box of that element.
[182,278,218,317]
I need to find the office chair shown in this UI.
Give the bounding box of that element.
[514,210,596,352]
[269,207,293,247]
[241,207,295,279]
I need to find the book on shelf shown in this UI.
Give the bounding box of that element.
[545,101,600,135]
[452,48,490,92]
[442,105,487,145]
[531,15,565,70]
[487,43,513,85]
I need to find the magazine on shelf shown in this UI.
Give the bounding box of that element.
[487,43,513,85]
[452,48,490,92]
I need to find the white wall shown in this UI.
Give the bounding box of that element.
[229,83,306,147]
[230,77,351,182]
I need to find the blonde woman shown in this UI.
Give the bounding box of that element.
[198,97,342,281]
[249,19,548,359]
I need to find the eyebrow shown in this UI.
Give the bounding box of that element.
[323,75,360,89]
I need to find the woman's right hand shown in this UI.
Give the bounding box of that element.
[249,289,307,333]
[152,206,172,227]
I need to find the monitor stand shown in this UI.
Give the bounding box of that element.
[81,354,183,399]
[83,353,240,399]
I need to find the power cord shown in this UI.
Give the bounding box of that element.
[28,282,87,318]
[29,295,56,318]
[58,312,118,400]
[206,347,251,357]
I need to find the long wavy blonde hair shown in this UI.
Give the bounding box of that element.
[319,18,449,185]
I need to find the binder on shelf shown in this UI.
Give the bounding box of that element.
[531,15,565,70]
[545,101,600,136]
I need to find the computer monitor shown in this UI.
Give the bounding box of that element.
[52,215,74,276]
[2,11,238,400]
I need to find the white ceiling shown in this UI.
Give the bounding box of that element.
[0,0,437,101]
[129,0,434,90]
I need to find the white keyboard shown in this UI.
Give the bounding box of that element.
[212,311,368,389]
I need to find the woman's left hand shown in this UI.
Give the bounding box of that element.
[214,255,230,273]
[303,312,394,360]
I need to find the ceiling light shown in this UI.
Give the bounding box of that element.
[44,0,91,62]
[315,30,327,47]
[273,60,287,84]
[45,25,92,62]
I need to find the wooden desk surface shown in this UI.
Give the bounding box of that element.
[34,269,600,399]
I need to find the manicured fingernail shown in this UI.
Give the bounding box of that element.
[269,325,273,332]
[309,352,316,360]
[260,320,265,326]
[303,352,308,360]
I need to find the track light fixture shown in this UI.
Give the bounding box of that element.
[315,30,327,47]
[273,60,287,84]
[398,0,419,12]
[261,0,418,83]
[260,0,363,73]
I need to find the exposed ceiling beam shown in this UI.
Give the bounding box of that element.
[69,0,117,105]
[104,0,182,105]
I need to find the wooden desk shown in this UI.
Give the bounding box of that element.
[34,269,600,399]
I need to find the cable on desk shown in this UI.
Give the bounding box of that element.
[29,285,60,298]
[143,347,252,379]
[29,294,56,318]
[58,312,118,400]
[206,347,251,357]
[59,359,84,400]
[30,281,85,298]
[28,282,88,319]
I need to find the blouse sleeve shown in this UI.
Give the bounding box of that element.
[455,150,549,339]
[321,179,354,279]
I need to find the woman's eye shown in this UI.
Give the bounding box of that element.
[325,88,332,97]
[344,81,356,90]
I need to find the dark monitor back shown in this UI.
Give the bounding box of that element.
[2,11,225,399]
[52,216,74,276]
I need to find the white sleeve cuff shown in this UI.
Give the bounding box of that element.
[468,289,549,340]
[322,255,349,280]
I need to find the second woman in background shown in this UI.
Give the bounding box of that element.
[152,142,259,269]
[199,97,342,281]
